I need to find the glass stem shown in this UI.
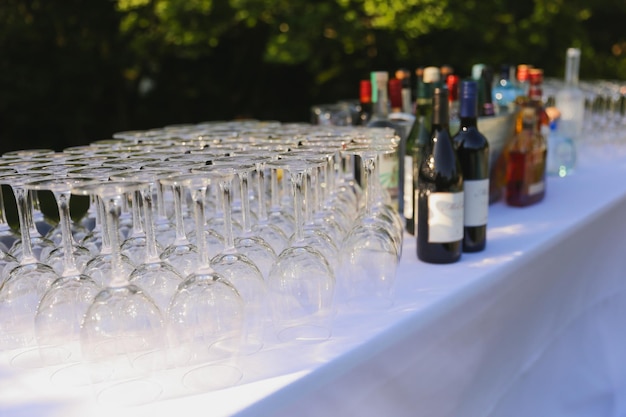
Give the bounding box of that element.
[142,186,160,264]
[130,190,144,238]
[291,170,305,242]
[304,168,314,226]
[191,186,210,268]
[219,177,236,253]
[238,170,252,234]
[362,155,376,215]
[105,194,127,287]
[256,163,269,222]
[14,187,36,265]
[172,184,188,245]
[97,196,112,255]
[0,186,11,228]
[270,166,280,212]
[55,190,80,277]
[26,190,41,238]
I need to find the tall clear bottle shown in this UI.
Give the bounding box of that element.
[367,71,400,210]
[453,80,489,252]
[404,66,439,235]
[417,87,463,263]
[555,47,585,146]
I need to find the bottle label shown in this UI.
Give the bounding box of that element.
[428,191,464,243]
[528,181,545,196]
[403,155,413,219]
[464,179,489,227]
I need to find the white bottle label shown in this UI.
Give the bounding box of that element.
[428,191,464,243]
[403,155,413,219]
[379,152,399,207]
[528,181,545,196]
[463,179,489,227]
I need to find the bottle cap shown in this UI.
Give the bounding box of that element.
[528,68,543,85]
[359,80,372,104]
[459,80,478,118]
[422,66,441,84]
[388,78,403,109]
[517,64,532,82]
[446,75,460,101]
[395,68,411,88]
[472,63,486,80]
[371,71,388,83]
[500,64,511,80]
[567,48,581,58]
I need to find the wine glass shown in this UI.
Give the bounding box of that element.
[112,170,184,313]
[0,174,60,351]
[266,158,335,342]
[77,180,166,405]
[214,157,277,279]
[166,172,245,391]
[193,163,268,354]
[24,177,101,366]
[338,145,401,310]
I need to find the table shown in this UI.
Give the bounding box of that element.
[2,144,626,417]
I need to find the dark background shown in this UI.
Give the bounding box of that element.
[1,0,624,154]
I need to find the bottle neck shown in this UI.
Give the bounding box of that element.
[432,92,449,128]
[565,55,580,86]
[372,78,389,119]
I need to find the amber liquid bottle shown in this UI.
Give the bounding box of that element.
[505,105,547,206]
[417,87,463,263]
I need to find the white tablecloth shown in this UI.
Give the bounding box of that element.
[2,144,626,417]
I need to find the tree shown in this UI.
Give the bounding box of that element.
[0,0,624,153]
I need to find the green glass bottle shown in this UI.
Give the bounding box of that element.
[405,66,439,235]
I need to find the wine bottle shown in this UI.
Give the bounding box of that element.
[446,74,460,123]
[395,68,413,114]
[404,66,439,235]
[453,80,489,252]
[555,48,585,144]
[389,76,417,220]
[515,64,532,99]
[481,66,496,117]
[505,104,547,207]
[358,79,372,125]
[417,87,463,263]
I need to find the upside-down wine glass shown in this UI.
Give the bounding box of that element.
[0,174,59,351]
[166,172,245,391]
[338,144,401,311]
[77,180,166,406]
[193,163,268,354]
[25,177,101,367]
[114,170,184,313]
[267,158,335,342]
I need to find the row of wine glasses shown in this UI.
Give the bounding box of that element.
[0,120,403,403]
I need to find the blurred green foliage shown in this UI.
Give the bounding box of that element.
[0,0,625,153]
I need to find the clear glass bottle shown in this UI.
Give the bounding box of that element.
[367,71,401,211]
[545,107,576,177]
[493,64,518,113]
[555,48,585,144]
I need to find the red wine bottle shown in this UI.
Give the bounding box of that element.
[417,87,463,263]
[453,80,489,252]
